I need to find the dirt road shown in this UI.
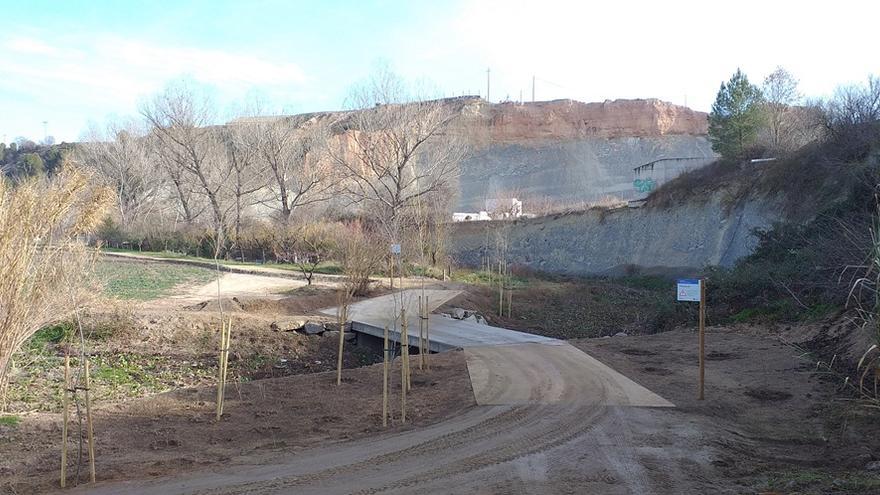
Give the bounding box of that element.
[71,335,698,495]
[173,273,306,303]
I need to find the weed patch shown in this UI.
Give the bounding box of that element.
[0,415,20,426]
[95,260,215,300]
[764,469,880,493]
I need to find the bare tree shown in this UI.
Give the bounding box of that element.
[328,68,468,249]
[289,221,339,285]
[219,122,266,259]
[140,81,234,252]
[331,220,386,385]
[419,188,455,267]
[79,119,163,231]
[761,67,802,151]
[816,75,880,161]
[253,115,335,223]
[150,139,201,225]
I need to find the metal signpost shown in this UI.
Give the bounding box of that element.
[677,279,706,400]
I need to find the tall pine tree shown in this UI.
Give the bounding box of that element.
[708,69,764,158]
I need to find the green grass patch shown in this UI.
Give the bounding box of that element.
[276,284,328,296]
[104,247,345,275]
[95,259,216,300]
[0,415,20,426]
[803,303,839,321]
[26,323,73,351]
[618,275,670,291]
[765,469,880,493]
[450,268,530,288]
[730,300,797,323]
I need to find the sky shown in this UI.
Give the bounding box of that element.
[1,0,878,143]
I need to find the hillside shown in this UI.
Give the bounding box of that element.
[450,137,877,281]
[453,98,715,210]
[232,97,717,211]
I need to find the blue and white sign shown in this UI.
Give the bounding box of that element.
[390,244,401,255]
[677,279,702,302]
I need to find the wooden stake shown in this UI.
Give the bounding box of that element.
[336,305,346,386]
[216,320,224,420]
[425,296,430,370]
[383,325,389,428]
[402,308,411,391]
[216,317,231,420]
[223,317,232,412]
[400,309,407,423]
[698,279,706,401]
[498,261,504,317]
[60,354,69,488]
[389,256,393,289]
[418,296,424,370]
[84,359,96,483]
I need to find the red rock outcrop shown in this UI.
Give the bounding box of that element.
[455,98,708,147]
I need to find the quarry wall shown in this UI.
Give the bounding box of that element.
[456,135,715,210]
[449,196,782,277]
[453,98,716,210]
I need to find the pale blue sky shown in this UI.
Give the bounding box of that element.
[2,0,878,143]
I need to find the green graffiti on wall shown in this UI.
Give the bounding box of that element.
[633,178,656,193]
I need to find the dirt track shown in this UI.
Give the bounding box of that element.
[70,337,697,495]
[13,263,872,494]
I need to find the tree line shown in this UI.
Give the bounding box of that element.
[0,139,72,177]
[708,67,880,160]
[76,69,467,278]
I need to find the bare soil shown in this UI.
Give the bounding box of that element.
[440,277,677,338]
[573,327,880,493]
[0,351,473,494]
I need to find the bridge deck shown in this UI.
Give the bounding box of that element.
[321,289,558,352]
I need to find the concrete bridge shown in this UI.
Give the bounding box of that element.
[321,289,557,352]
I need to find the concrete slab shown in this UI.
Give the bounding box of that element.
[322,289,558,351]
[465,342,674,407]
[328,289,672,408]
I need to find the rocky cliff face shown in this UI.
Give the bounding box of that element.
[233,97,716,212]
[456,98,709,146]
[449,98,715,210]
[450,195,781,277]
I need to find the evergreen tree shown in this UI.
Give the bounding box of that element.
[708,69,764,158]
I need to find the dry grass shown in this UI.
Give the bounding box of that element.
[0,166,113,403]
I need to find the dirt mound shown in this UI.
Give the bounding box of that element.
[183,296,246,313]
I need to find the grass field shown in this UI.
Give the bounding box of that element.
[95,259,216,300]
[103,247,344,275]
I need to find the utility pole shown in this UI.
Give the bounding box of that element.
[486,67,490,102]
[532,75,535,102]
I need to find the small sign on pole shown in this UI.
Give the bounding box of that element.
[390,244,401,255]
[677,278,706,400]
[676,279,701,302]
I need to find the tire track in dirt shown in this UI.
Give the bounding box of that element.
[80,341,673,495]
